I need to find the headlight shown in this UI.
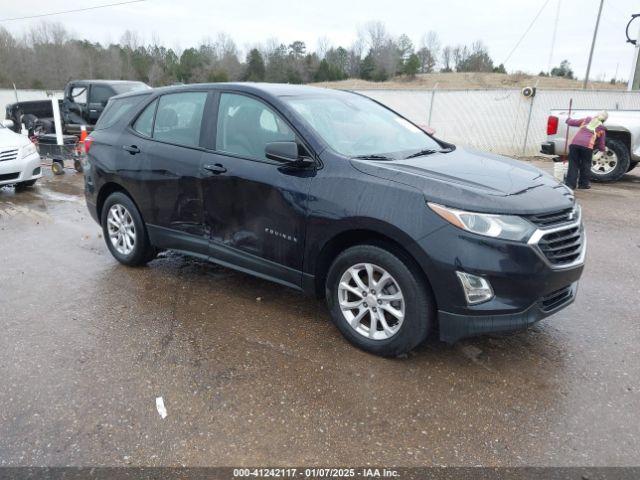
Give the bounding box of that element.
[428,202,536,242]
[20,143,37,158]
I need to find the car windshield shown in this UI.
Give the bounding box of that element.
[281,92,444,158]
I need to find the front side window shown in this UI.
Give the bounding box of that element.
[70,86,87,105]
[216,93,295,160]
[153,92,208,147]
[282,92,442,158]
[132,99,157,137]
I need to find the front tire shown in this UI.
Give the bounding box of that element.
[15,179,37,190]
[101,192,157,266]
[590,138,630,183]
[325,245,433,357]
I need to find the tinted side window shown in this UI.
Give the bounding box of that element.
[153,92,207,147]
[90,85,114,105]
[133,99,157,137]
[95,94,148,130]
[216,93,295,159]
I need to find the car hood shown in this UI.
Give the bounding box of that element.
[350,147,575,215]
[0,128,30,149]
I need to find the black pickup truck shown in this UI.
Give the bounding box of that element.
[4,79,150,135]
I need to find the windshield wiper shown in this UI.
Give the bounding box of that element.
[404,148,453,160]
[350,154,394,161]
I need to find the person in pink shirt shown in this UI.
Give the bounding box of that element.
[565,111,608,189]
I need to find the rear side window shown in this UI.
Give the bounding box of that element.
[133,99,157,137]
[153,92,207,147]
[95,95,148,131]
[90,85,114,105]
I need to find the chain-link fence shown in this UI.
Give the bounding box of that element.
[358,89,640,156]
[4,88,640,157]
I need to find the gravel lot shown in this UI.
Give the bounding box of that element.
[1,160,639,467]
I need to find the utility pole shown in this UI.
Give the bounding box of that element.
[628,17,640,91]
[583,0,604,89]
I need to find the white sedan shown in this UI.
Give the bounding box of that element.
[0,121,42,189]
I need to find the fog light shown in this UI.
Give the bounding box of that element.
[456,271,494,305]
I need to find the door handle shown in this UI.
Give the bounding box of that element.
[122,145,140,155]
[203,163,227,174]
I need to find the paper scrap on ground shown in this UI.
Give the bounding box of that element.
[156,396,167,419]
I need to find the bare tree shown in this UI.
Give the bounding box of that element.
[441,45,453,72]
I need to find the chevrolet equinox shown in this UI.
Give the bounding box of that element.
[84,83,585,357]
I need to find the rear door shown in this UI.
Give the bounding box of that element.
[88,84,115,124]
[125,91,212,254]
[199,91,316,288]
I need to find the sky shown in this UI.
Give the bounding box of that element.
[1,0,638,82]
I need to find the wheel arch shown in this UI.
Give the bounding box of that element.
[606,128,631,153]
[96,182,140,222]
[312,227,437,309]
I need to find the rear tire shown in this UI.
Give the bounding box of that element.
[590,138,630,183]
[101,192,157,266]
[325,244,433,357]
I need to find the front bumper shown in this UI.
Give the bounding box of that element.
[0,152,42,185]
[417,220,585,343]
[439,282,578,343]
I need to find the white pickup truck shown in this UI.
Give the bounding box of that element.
[541,109,639,183]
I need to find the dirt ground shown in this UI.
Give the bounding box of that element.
[0,160,639,467]
[312,72,625,91]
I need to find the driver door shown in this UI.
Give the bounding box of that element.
[200,92,316,289]
[63,83,88,126]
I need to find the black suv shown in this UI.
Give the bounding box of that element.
[84,83,585,356]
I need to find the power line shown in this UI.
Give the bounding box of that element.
[547,0,561,72]
[0,0,147,23]
[502,0,552,66]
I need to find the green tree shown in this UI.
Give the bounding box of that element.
[178,48,204,83]
[244,48,265,81]
[493,63,507,74]
[359,51,376,80]
[403,53,421,77]
[550,60,574,79]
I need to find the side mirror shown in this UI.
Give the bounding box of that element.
[1,119,14,129]
[265,141,299,163]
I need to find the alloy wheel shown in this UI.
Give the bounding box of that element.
[592,148,618,175]
[337,263,405,340]
[107,204,136,255]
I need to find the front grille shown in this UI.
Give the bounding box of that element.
[527,207,576,228]
[538,226,583,266]
[0,148,19,162]
[541,285,574,312]
[0,172,20,181]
